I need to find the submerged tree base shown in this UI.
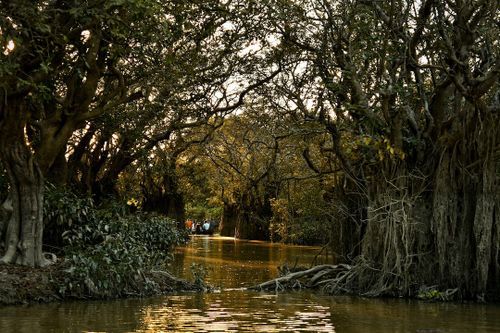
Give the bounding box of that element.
[248,263,496,302]
[0,261,199,306]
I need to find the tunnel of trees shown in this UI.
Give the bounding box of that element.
[1,0,498,300]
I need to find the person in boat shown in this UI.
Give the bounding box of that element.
[202,220,210,234]
[195,221,203,234]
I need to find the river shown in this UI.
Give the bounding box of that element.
[1,236,499,332]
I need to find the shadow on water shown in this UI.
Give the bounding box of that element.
[1,236,500,332]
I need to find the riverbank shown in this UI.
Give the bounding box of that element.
[0,262,199,306]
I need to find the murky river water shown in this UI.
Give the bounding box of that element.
[1,236,500,332]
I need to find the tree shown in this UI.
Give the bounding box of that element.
[267,0,499,298]
[63,0,282,201]
[0,0,248,266]
[0,0,172,266]
[120,121,223,225]
[1,0,283,266]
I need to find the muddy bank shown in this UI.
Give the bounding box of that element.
[0,263,198,306]
[0,263,61,305]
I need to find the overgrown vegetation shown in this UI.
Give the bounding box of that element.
[60,212,185,298]
[189,263,209,290]
[43,186,188,298]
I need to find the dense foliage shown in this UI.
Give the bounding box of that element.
[43,185,185,298]
[61,212,184,298]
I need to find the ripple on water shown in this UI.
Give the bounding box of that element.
[1,237,500,333]
[133,291,338,333]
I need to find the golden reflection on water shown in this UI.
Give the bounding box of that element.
[1,237,500,332]
[2,291,500,333]
[170,236,328,289]
[135,292,335,333]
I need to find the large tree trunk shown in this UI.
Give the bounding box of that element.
[169,193,186,229]
[142,184,186,228]
[0,100,47,267]
[0,141,46,267]
[235,211,269,241]
[223,191,271,240]
[220,202,237,237]
[431,108,499,297]
[328,183,366,263]
[353,102,499,299]
[46,149,68,186]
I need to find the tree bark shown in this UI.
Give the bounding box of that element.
[46,148,68,186]
[0,101,47,267]
[220,202,237,237]
[0,141,46,267]
[354,101,499,298]
[225,190,271,241]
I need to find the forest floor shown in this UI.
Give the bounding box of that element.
[0,263,61,305]
[0,262,197,306]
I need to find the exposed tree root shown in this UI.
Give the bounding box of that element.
[248,261,462,301]
[148,269,204,292]
[248,264,352,292]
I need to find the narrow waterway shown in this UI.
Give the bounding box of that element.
[1,236,499,332]
[170,235,331,289]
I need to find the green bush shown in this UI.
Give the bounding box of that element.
[60,212,185,298]
[43,185,186,298]
[43,184,95,249]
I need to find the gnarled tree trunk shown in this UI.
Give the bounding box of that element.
[0,101,47,267]
[431,107,499,297]
[0,141,45,267]
[221,190,271,240]
[142,173,186,228]
[352,102,499,299]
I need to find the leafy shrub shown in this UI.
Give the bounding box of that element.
[43,185,186,298]
[417,286,459,301]
[189,263,208,289]
[43,184,95,250]
[60,212,185,298]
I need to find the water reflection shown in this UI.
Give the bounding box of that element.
[3,291,500,333]
[170,236,328,288]
[135,292,335,332]
[0,298,144,333]
[1,236,499,333]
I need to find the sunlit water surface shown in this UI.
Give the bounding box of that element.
[1,236,499,333]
